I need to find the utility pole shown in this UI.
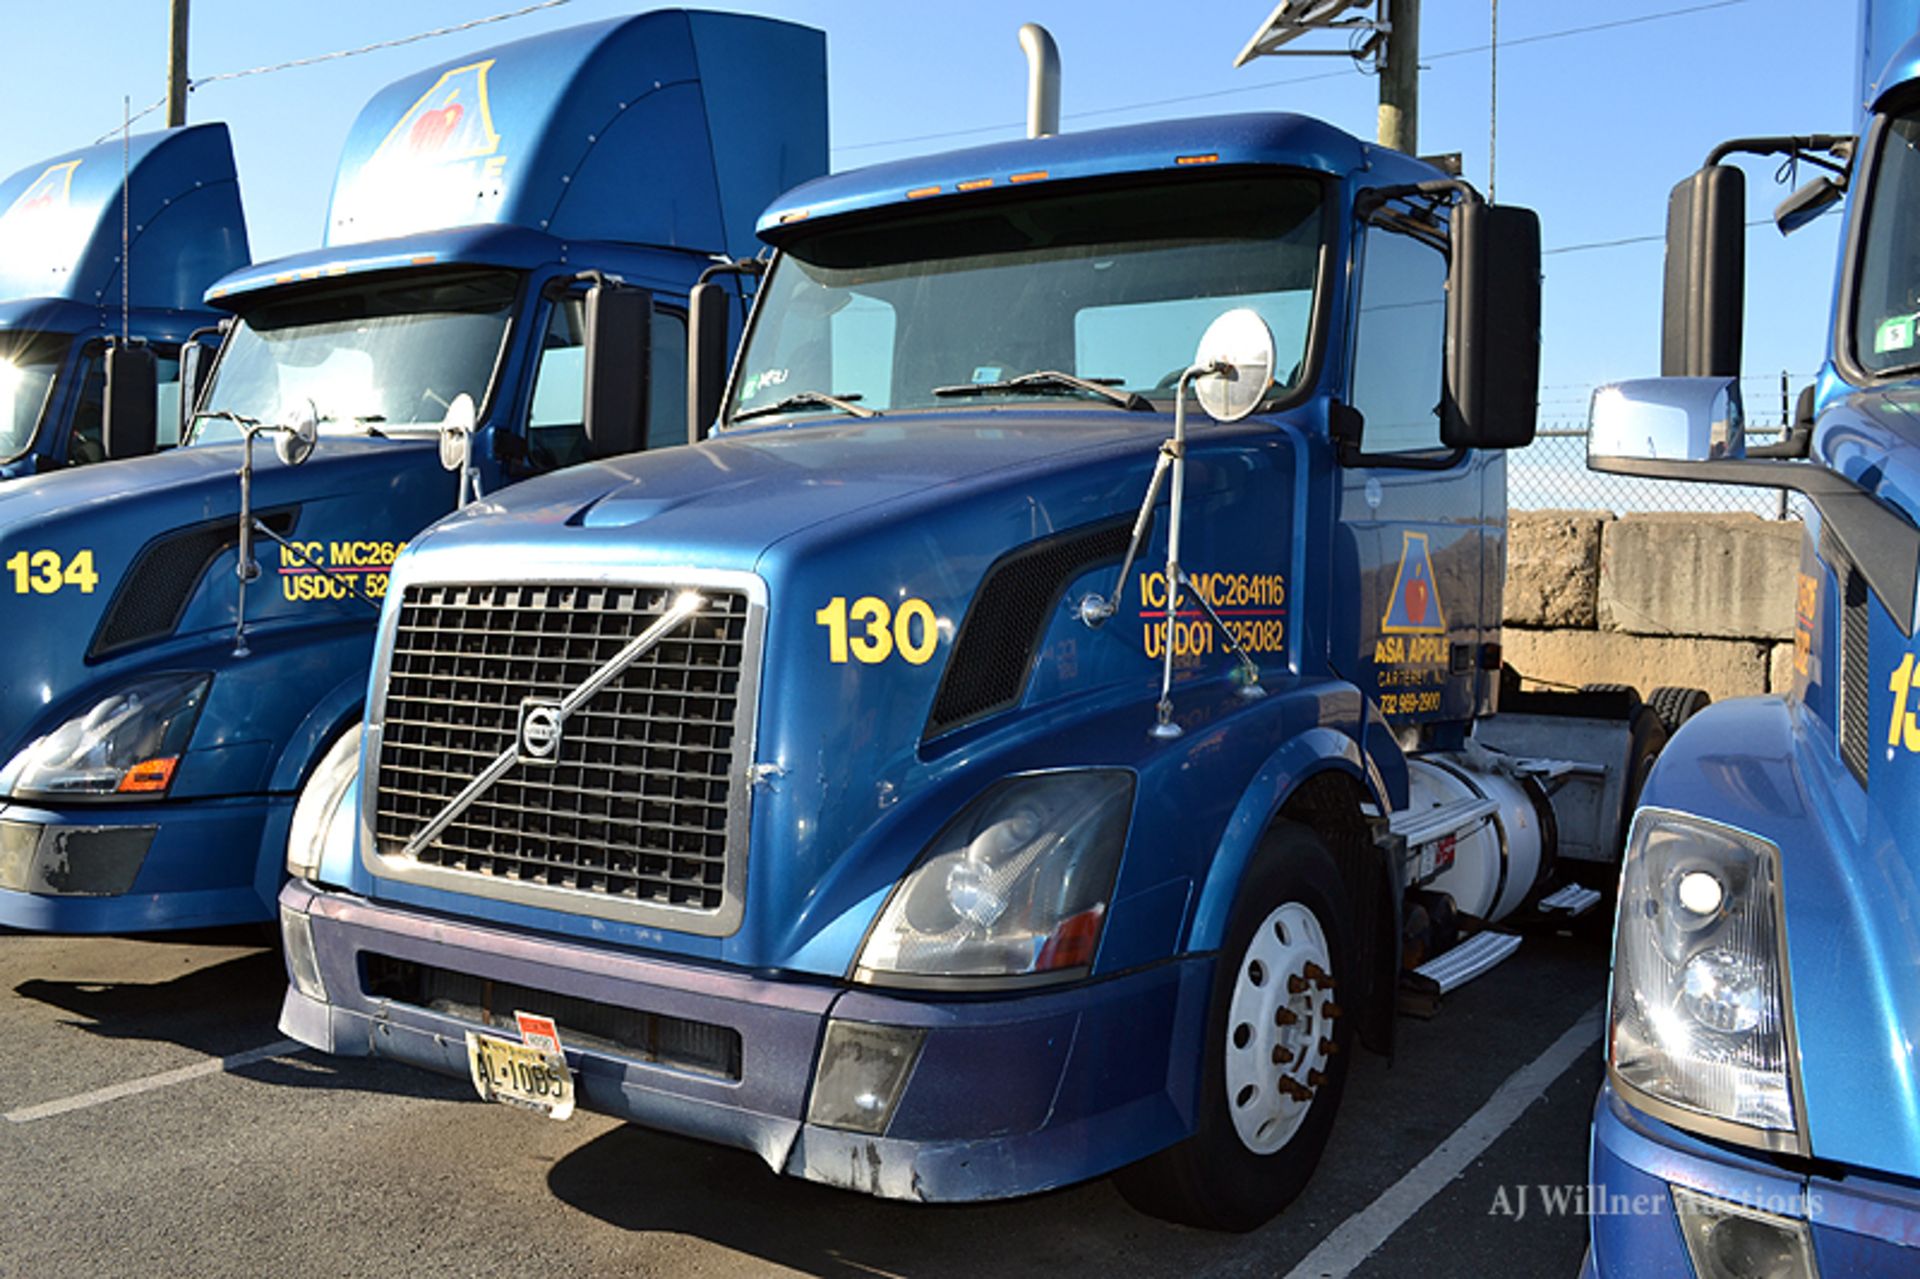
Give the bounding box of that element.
[1378,0,1419,154]
[166,0,190,128]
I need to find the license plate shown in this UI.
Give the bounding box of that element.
[465,1030,575,1120]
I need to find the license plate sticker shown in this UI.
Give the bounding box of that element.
[466,1030,575,1120]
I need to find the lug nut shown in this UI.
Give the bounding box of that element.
[1307,1068,1326,1087]
[1278,1078,1312,1101]
[1288,974,1310,995]
[1275,1008,1298,1026]
[1272,1045,1294,1065]
[1319,1037,1338,1056]
[1323,1002,1343,1019]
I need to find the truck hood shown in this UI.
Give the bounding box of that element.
[371,407,1311,972]
[410,411,1177,571]
[0,435,453,770]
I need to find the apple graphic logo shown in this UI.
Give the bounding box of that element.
[410,98,465,154]
[1406,575,1429,625]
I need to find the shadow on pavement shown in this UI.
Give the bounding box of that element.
[14,949,285,1058]
[545,1123,1254,1278]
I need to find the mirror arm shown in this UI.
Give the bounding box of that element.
[1591,454,1918,636]
[1704,134,1854,177]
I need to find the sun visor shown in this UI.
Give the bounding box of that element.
[323,10,826,262]
[0,122,249,309]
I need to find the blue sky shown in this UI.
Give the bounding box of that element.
[0,0,1862,419]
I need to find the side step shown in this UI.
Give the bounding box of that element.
[1399,930,1522,1017]
[1536,883,1605,918]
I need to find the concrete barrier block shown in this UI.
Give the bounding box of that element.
[1598,514,1801,640]
[1770,641,1797,693]
[1504,510,1610,629]
[1503,627,1770,703]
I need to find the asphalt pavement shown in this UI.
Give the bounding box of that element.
[0,921,1606,1278]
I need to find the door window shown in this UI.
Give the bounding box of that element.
[526,298,689,467]
[1348,228,1448,458]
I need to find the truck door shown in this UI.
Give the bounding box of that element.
[1332,219,1498,732]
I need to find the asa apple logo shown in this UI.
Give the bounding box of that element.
[1406,577,1429,624]
[410,101,464,154]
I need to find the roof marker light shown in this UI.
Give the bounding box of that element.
[410,254,437,265]
[1177,153,1221,166]
[906,185,942,199]
[778,208,811,225]
[957,178,994,192]
[1010,170,1049,184]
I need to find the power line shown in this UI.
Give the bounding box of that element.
[831,0,1750,156]
[97,0,571,143]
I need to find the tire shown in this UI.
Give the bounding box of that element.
[1646,686,1711,738]
[1115,822,1356,1231]
[1579,682,1641,709]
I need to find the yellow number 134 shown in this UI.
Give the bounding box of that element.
[816,596,939,665]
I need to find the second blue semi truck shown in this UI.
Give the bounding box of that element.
[279,53,1686,1226]
[1581,1,1920,1274]
[0,10,827,932]
[0,123,248,480]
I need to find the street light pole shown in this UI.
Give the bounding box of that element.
[1378,0,1419,153]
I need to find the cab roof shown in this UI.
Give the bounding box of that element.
[757,112,1431,243]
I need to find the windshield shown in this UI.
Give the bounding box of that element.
[0,332,69,460]
[1855,109,1920,375]
[191,269,516,443]
[729,175,1323,422]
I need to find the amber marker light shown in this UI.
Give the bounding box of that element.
[956,178,994,192]
[117,757,180,794]
[778,208,811,224]
[1009,170,1048,184]
[906,185,941,199]
[1176,153,1221,166]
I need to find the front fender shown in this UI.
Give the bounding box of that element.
[1186,723,1389,955]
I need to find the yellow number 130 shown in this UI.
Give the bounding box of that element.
[816,596,939,665]
[1890,653,1920,752]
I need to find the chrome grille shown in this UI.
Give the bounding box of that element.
[370,579,757,929]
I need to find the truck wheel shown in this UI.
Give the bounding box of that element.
[1115,823,1355,1231]
[1579,682,1642,709]
[1646,686,1711,737]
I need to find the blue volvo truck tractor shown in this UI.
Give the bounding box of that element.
[0,10,827,933]
[1580,1,1920,1274]
[0,123,248,480]
[280,68,1678,1227]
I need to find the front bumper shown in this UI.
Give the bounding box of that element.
[1588,1080,1920,1275]
[281,881,1212,1202]
[0,794,287,932]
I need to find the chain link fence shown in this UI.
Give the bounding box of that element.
[1513,373,1810,518]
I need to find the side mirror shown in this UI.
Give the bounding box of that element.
[274,398,319,467]
[1193,308,1276,421]
[1444,200,1541,449]
[102,343,159,460]
[1588,376,1745,466]
[1662,166,1745,378]
[687,280,732,443]
[583,282,652,460]
[1775,175,1843,235]
[438,392,476,473]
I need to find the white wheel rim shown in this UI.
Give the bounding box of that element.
[1224,901,1336,1155]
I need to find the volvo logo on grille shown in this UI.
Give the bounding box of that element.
[517,700,564,762]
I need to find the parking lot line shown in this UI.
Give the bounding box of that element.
[3,1039,305,1124]
[1276,999,1606,1279]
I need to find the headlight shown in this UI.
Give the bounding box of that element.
[1609,807,1799,1152]
[287,723,362,882]
[854,770,1133,987]
[0,674,210,800]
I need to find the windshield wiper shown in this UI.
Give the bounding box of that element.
[933,371,1152,411]
[318,412,388,437]
[733,391,878,423]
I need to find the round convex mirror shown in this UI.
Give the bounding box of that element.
[438,392,477,473]
[1193,308,1276,423]
[274,399,320,467]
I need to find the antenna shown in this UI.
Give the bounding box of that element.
[121,96,130,343]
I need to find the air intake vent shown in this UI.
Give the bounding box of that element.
[1835,538,1873,785]
[925,518,1133,738]
[89,509,298,660]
